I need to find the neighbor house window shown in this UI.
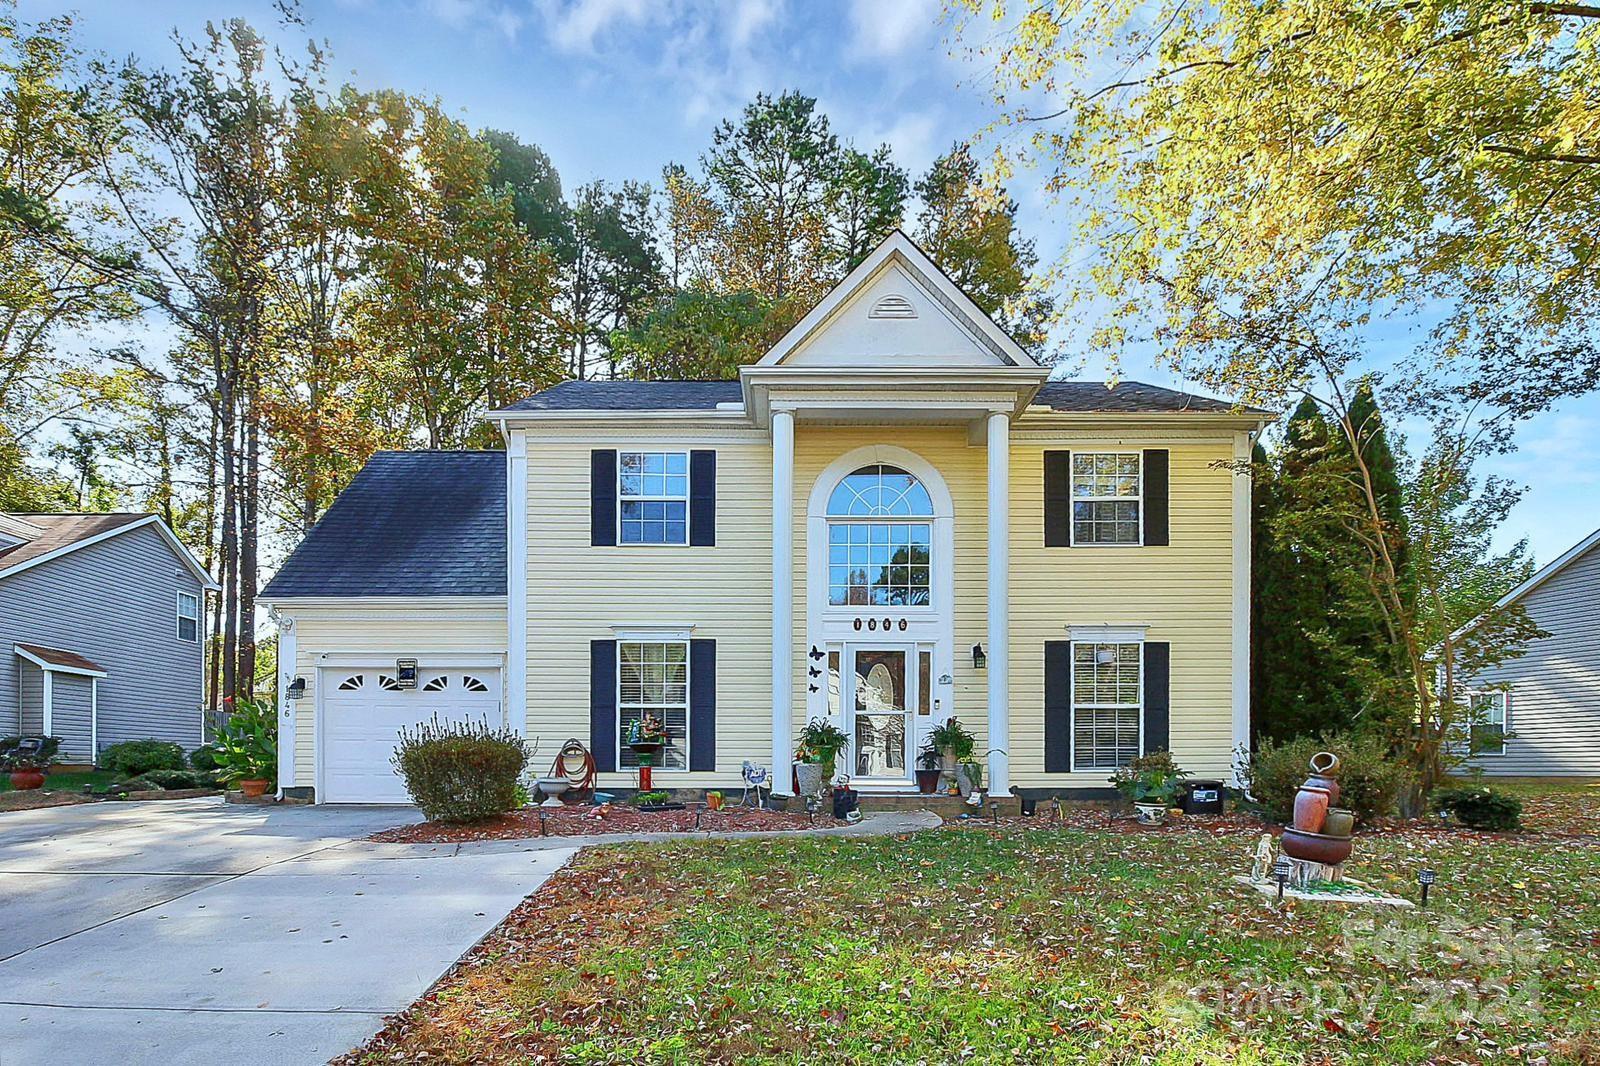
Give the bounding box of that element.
[1467,691,1507,756]
[1072,642,1142,770]
[618,451,689,544]
[1071,453,1142,545]
[176,591,200,642]
[618,641,688,770]
[826,464,933,607]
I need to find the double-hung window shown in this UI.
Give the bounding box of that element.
[1071,453,1141,545]
[1466,691,1507,756]
[619,451,688,544]
[1072,642,1142,769]
[618,640,688,770]
[176,591,200,642]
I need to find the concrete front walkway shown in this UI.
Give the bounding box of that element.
[0,798,576,1065]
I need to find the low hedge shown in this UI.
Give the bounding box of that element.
[137,768,216,791]
[189,745,221,773]
[1241,731,1412,826]
[1433,786,1522,831]
[391,716,528,823]
[100,739,187,777]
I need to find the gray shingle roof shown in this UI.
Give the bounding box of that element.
[262,451,506,599]
[503,378,1259,415]
[504,380,743,412]
[0,513,150,573]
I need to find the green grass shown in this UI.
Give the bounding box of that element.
[354,786,1600,1065]
[0,769,121,794]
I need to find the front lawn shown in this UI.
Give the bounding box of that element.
[350,788,1600,1064]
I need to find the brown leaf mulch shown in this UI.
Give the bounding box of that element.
[369,804,834,843]
[0,789,98,812]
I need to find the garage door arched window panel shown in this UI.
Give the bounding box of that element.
[337,674,365,691]
[826,465,933,608]
[378,675,402,691]
[422,676,448,692]
[618,641,688,770]
[462,676,489,692]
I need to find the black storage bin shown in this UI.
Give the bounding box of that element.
[1181,779,1225,814]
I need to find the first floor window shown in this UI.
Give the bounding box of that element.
[1071,452,1141,545]
[1467,691,1507,756]
[176,591,200,642]
[618,640,688,769]
[1072,642,1141,769]
[619,451,688,544]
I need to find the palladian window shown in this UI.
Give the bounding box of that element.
[826,464,933,607]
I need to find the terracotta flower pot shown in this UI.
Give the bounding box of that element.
[706,793,723,810]
[1292,785,1331,834]
[9,769,45,791]
[238,778,272,798]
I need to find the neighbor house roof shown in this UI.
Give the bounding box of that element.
[1448,526,1600,646]
[261,451,507,599]
[13,642,108,676]
[500,378,1261,415]
[0,512,217,589]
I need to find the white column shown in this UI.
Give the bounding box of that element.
[273,609,296,796]
[770,408,796,796]
[1230,430,1253,786]
[505,428,529,737]
[986,410,1012,797]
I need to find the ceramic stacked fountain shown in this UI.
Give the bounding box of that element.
[1278,751,1357,887]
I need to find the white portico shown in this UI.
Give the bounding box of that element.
[743,231,1047,796]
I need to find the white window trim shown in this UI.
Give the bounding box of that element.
[176,590,201,643]
[1068,450,1144,548]
[616,449,691,547]
[1465,689,1508,758]
[823,466,938,612]
[1069,639,1145,773]
[616,638,691,774]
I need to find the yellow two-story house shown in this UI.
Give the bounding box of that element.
[262,232,1269,804]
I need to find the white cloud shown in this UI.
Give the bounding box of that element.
[540,0,658,53]
[728,0,782,48]
[847,0,939,60]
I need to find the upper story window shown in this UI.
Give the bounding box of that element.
[176,591,200,642]
[826,464,933,607]
[619,451,688,544]
[1072,453,1142,545]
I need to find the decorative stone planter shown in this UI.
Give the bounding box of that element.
[237,778,272,798]
[1134,801,1168,827]
[794,761,826,797]
[536,777,571,808]
[8,769,45,791]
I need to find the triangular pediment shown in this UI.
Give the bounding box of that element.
[758,231,1038,370]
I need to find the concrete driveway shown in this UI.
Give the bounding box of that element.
[0,798,575,1064]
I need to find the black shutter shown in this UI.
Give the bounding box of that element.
[1143,641,1170,755]
[689,450,716,547]
[1044,641,1073,772]
[590,639,617,772]
[591,449,617,546]
[689,639,716,771]
[1142,449,1169,546]
[1044,451,1072,547]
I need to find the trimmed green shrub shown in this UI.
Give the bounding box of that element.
[391,716,528,823]
[1433,786,1522,831]
[138,768,215,791]
[1241,731,1411,825]
[189,745,221,773]
[100,739,186,776]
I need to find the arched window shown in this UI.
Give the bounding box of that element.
[826,465,933,607]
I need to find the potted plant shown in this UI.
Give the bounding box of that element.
[927,718,974,771]
[915,745,943,794]
[1110,751,1189,827]
[213,698,279,798]
[957,758,984,802]
[705,790,724,811]
[795,718,848,796]
[0,736,59,791]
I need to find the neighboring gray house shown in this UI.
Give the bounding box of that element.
[0,512,217,765]
[1456,526,1600,777]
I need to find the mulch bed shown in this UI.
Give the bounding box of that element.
[0,789,98,812]
[369,803,835,843]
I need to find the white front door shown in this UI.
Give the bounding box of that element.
[319,667,502,804]
[845,644,916,785]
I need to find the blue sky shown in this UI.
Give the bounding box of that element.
[37,0,1600,565]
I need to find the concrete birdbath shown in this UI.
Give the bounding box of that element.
[536,777,571,807]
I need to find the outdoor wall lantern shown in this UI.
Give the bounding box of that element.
[972,644,987,670]
[286,677,306,701]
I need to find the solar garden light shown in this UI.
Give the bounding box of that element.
[1273,857,1293,901]
[538,808,548,837]
[989,801,999,826]
[1418,868,1437,906]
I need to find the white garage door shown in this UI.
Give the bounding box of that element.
[320,667,503,804]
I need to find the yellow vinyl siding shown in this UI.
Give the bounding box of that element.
[283,603,507,789]
[523,430,772,788]
[790,425,991,758]
[1008,433,1239,786]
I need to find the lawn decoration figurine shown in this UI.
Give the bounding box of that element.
[1277,751,1357,888]
[1250,834,1276,883]
[740,761,770,808]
